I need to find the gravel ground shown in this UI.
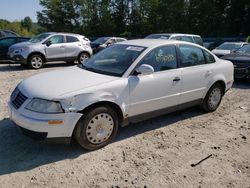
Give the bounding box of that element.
[0,62,249,188]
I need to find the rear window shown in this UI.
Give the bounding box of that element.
[66,36,79,43]
[145,34,170,39]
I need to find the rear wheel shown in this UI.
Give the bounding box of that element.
[202,83,223,112]
[74,106,119,150]
[78,52,90,64]
[29,55,44,69]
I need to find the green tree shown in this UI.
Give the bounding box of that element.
[21,16,33,32]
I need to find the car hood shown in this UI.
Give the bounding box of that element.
[212,49,231,55]
[221,53,250,62]
[18,66,119,100]
[10,41,35,48]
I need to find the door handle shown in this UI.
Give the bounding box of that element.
[173,77,181,82]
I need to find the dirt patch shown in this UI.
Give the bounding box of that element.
[0,63,249,187]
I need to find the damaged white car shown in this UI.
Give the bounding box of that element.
[8,39,234,150]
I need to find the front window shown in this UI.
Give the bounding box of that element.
[217,43,242,50]
[137,45,177,72]
[79,44,146,77]
[30,33,51,43]
[236,45,250,54]
[93,37,110,44]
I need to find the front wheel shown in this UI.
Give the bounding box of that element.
[74,106,119,150]
[29,55,44,69]
[78,52,90,64]
[202,83,223,112]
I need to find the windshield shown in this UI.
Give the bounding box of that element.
[79,44,146,77]
[30,33,50,43]
[92,37,110,44]
[236,45,250,54]
[145,34,170,39]
[217,43,241,50]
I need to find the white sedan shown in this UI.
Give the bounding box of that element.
[8,39,234,150]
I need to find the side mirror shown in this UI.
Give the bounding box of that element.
[136,64,154,75]
[45,40,52,47]
[106,42,112,47]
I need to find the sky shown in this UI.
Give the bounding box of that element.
[0,0,43,22]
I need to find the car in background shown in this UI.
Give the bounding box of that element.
[90,37,127,53]
[212,42,247,58]
[8,32,92,69]
[221,44,250,80]
[8,39,233,150]
[204,42,216,51]
[0,30,19,39]
[145,33,204,46]
[0,36,30,62]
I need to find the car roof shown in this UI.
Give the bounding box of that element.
[148,33,201,37]
[43,32,84,37]
[0,36,30,40]
[221,42,247,45]
[119,39,200,48]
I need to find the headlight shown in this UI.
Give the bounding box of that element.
[25,98,63,113]
[15,47,29,53]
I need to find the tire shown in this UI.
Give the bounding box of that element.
[78,52,90,64]
[29,54,44,69]
[74,106,119,150]
[202,83,223,112]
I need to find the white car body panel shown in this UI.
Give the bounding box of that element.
[8,39,234,139]
[211,49,231,57]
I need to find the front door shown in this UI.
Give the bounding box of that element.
[45,35,65,60]
[128,45,182,117]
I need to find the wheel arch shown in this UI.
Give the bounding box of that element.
[27,52,46,63]
[77,101,124,126]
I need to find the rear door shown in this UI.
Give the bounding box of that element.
[45,35,65,60]
[178,44,214,104]
[128,45,182,117]
[65,35,81,59]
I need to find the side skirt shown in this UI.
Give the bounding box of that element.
[122,99,203,126]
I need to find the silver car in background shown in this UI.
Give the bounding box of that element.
[8,32,92,69]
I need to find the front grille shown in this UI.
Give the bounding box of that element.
[11,88,28,109]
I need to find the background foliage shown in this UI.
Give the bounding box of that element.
[1,0,250,38]
[37,0,250,38]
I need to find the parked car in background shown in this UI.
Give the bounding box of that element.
[212,42,247,58]
[204,42,216,51]
[0,36,30,62]
[145,33,204,46]
[8,39,233,150]
[0,29,19,39]
[8,32,92,69]
[221,44,250,80]
[90,37,127,53]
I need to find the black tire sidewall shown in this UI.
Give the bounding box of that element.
[29,55,44,69]
[75,106,119,150]
[203,84,223,112]
[78,52,89,64]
